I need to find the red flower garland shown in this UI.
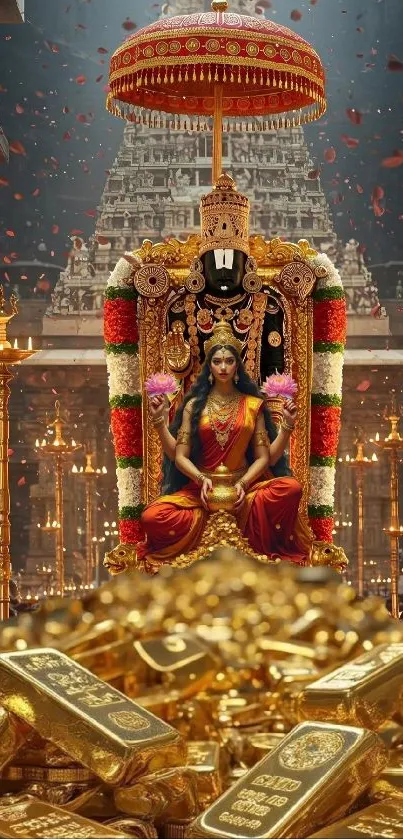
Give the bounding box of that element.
[104,299,139,345]
[111,407,143,458]
[310,517,333,543]
[310,405,341,457]
[313,299,347,344]
[120,518,145,544]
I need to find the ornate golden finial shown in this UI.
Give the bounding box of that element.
[204,319,243,357]
[211,0,228,10]
[0,286,19,349]
[47,400,68,448]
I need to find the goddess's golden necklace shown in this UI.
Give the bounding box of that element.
[206,392,242,450]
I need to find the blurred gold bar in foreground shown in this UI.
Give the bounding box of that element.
[308,797,403,838]
[0,794,127,838]
[299,643,403,728]
[186,721,387,839]
[0,649,186,784]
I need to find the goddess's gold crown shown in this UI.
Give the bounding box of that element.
[204,319,243,357]
[199,174,250,258]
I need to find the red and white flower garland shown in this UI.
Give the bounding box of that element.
[104,252,346,549]
[309,253,346,543]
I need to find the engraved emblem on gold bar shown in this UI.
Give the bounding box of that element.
[186,722,387,838]
[0,649,186,785]
[0,794,127,838]
[308,797,403,838]
[299,643,403,729]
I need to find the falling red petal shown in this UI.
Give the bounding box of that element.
[96,75,104,82]
[346,108,363,125]
[307,168,320,179]
[381,155,403,168]
[122,18,136,31]
[0,178,9,187]
[13,193,24,200]
[372,185,384,201]
[32,188,40,197]
[15,104,24,114]
[84,209,97,218]
[75,75,87,85]
[387,54,403,71]
[6,230,15,237]
[356,380,371,392]
[324,147,336,163]
[97,47,108,54]
[17,477,26,487]
[341,135,360,148]
[9,140,26,156]
[290,9,302,21]
[52,224,60,234]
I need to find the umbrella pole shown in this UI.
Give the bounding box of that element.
[212,83,223,184]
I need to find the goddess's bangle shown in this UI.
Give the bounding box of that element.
[152,416,165,427]
[281,421,295,433]
[239,478,248,492]
[196,472,206,486]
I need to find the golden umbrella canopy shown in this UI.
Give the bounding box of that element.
[107,0,326,182]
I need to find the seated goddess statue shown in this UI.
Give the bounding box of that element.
[137,319,312,568]
[103,174,348,576]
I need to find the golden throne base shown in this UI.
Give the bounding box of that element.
[104,513,348,577]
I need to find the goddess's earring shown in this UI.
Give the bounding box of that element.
[242,256,262,294]
[234,372,239,384]
[208,372,213,385]
[185,257,205,293]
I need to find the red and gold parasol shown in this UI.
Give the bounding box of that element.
[107,0,326,182]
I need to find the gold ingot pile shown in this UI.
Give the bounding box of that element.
[1,554,403,837]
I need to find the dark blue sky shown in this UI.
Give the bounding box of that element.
[0,0,402,279]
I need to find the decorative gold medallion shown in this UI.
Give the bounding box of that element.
[268,330,282,347]
[134,264,170,298]
[279,731,345,771]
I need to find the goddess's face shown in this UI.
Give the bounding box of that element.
[210,349,237,383]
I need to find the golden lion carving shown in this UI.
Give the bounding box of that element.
[309,541,348,573]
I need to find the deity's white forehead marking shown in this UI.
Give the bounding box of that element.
[213,249,234,270]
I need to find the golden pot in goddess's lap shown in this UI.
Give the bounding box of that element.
[204,464,244,513]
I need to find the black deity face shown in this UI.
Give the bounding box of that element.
[203,249,246,296]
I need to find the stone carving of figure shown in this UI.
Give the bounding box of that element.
[396,279,403,299]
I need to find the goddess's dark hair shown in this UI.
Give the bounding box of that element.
[161,345,292,494]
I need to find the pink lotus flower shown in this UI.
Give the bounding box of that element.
[262,373,297,399]
[145,373,177,397]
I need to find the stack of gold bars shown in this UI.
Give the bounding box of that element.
[1,553,403,838]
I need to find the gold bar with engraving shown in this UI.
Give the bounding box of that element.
[0,649,186,785]
[187,741,223,808]
[308,797,403,838]
[0,794,127,838]
[299,643,403,729]
[133,633,219,698]
[186,721,387,839]
[0,708,28,772]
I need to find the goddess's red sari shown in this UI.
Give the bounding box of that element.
[137,395,312,565]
